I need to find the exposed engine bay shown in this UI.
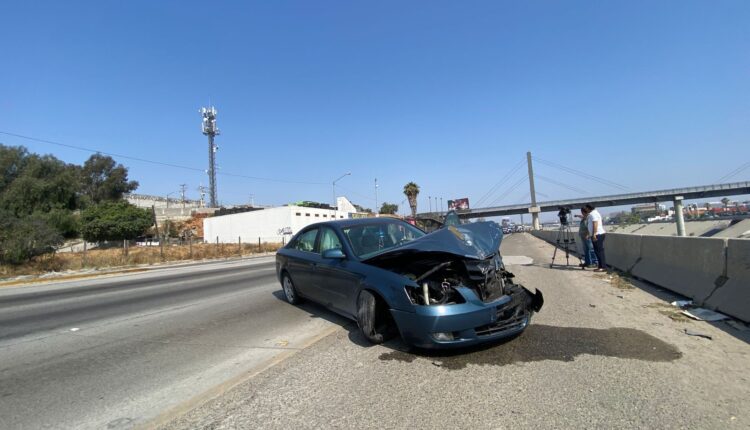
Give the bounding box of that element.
[363,223,543,312]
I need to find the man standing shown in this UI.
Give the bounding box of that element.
[585,204,607,272]
[577,209,598,269]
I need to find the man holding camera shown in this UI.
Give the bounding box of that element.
[584,204,607,272]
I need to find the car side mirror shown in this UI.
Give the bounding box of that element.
[322,248,346,259]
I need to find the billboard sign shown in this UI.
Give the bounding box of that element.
[447,198,470,211]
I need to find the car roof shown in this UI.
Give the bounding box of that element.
[309,217,411,230]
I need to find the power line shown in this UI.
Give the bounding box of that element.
[717,161,750,182]
[532,156,629,191]
[0,131,328,185]
[475,158,526,207]
[536,174,589,195]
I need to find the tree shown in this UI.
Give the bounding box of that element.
[353,204,373,214]
[721,197,730,208]
[0,151,80,216]
[379,202,398,214]
[80,201,153,242]
[0,212,63,265]
[402,182,420,218]
[79,154,138,205]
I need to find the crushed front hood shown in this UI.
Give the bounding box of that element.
[363,221,503,265]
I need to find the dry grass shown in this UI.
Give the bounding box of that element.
[0,242,282,278]
[594,271,636,290]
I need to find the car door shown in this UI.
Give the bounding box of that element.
[285,228,320,298]
[314,227,362,315]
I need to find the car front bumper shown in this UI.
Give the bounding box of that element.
[389,287,543,349]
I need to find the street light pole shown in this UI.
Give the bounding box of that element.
[332,172,351,209]
[375,178,379,213]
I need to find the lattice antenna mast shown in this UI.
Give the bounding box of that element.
[200,106,220,207]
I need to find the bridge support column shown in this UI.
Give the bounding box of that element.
[674,196,685,237]
[529,206,541,230]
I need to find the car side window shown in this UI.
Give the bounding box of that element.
[293,229,318,253]
[319,227,342,254]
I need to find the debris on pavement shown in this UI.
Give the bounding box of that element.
[589,304,596,308]
[683,328,712,340]
[671,300,693,309]
[644,302,693,322]
[681,308,729,322]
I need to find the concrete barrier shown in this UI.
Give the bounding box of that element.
[631,235,727,304]
[703,239,750,322]
[529,230,748,322]
[604,233,642,273]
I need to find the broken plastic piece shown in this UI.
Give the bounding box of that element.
[670,300,693,309]
[681,308,729,322]
[683,328,712,340]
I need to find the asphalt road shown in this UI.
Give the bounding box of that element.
[0,257,346,429]
[163,234,750,430]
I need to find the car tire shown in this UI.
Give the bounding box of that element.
[356,290,394,344]
[281,273,302,305]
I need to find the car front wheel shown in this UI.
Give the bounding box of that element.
[281,273,302,305]
[356,290,395,344]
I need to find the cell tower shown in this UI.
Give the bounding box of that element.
[200,106,220,207]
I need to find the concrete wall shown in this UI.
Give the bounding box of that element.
[703,239,750,322]
[606,220,734,237]
[630,236,727,301]
[531,230,749,322]
[713,219,750,239]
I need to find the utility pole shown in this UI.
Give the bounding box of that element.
[179,184,187,209]
[526,151,541,230]
[200,106,220,208]
[428,196,432,213]
[249,194,255,207]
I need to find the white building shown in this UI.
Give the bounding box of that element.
[203,197,358,244]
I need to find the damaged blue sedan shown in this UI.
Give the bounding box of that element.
[275,217,543,349]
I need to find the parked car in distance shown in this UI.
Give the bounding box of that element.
[275,217,543,349]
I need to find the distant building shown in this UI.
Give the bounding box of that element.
[125,193,216,223]
[202,196,364,243]
[631,203,666,217]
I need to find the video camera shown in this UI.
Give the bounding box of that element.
[557,206,571,225]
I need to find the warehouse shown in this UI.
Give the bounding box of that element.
[203,198,357,244]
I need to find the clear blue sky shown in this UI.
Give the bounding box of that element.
[2,1,749,217]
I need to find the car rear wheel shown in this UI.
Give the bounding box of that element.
[356,290,395,344]
[282,273,302,305]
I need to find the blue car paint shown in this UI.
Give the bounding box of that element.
[276,218,542,349]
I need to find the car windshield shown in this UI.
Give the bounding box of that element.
[343,221,425,259]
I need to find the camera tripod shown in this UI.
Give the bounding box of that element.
[550,222,583,268]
